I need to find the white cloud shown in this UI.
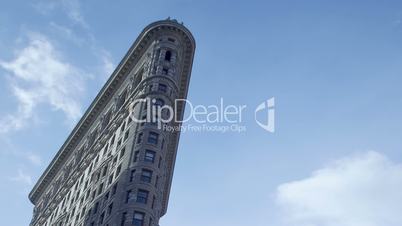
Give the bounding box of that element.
[98,48,115,81]
[0,33,89,133]
[34,0,88,28]
[10,169,33,186]
[276,151,402,226]
[49,22,85,45]
[25,152,42,166]
[35,0,115,81]
[59,0,88,28]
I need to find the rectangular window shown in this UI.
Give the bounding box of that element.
[81,206,86,219]
[111,134,116,145]
[133,211,144,226]
[158,84,167,93]
[134,151,139,162]
[165,51,172,61]
[147,132,159,145]
[136,189,149,204]
[137,133,143,144]
[126,190,132,203]
[98,183,104,195]
[108,174,113,185]
[102,166,108,177]
[154,99,164,107]
[141,169,152,183]
[116,164,122,177]
[155,176,159,188]
[112,183,118,195]
[99,212,105,224]
[95,155,99,165]
[124,130,129,141]
[86,189,90,200]
[144,150,156,163]
[162,67,168,75]
[121,212,127,226]
[108,203,113,215]
[130,170,136,182]
[93,202,99,214]
[120,147,126,159]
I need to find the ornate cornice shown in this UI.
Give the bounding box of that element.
[29,19,196,205]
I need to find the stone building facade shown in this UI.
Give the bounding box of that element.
[28,19,195,226]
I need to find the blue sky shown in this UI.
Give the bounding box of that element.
[1,0,402,226]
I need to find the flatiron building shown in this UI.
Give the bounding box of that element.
[28,19,196,226]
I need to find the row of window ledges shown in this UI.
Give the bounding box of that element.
[37,104,137,224]
[78,110,168,212]
[105,107,173,226]
[82,154,161,226]
[32,45,178,226]
[47,116,134,226]
[90,178,158,226]
[44,124,157,226]
[77,123,168,225]
[69,119,131,204]
[89,210,153,226]
[91,47,179,159]
[64,45,178,179]
[37,92,170,226]
[39,58,179,225]
[99,74,176,140]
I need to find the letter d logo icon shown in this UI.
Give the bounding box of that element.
[255,97,275,133]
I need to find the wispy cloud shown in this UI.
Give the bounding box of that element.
[34,0,88,28]
[59,0,88,28]
[25,152,42,166]
[0,32,90,133]
[10,169,33,186]
[49,22,85,45]
[96,48,115,81]
[276,151,402,226]
[35,0,115,79]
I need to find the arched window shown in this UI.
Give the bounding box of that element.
[164,50,172,61]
